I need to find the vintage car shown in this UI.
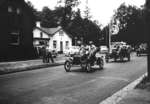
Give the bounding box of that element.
[136,48,147,56]
[64,47,104,72]
[136,44,147,56]
[105,45,131,62]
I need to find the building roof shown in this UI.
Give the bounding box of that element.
[34,26,62,36]
[41,26,62,36]
[35,27,51,35]
[34,25,72,38]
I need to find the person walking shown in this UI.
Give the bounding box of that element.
[42,45,47,63]
[46,46,54,63]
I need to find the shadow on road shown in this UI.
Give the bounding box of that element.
[69,67,104,73]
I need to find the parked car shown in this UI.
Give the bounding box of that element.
[100,46,108,53]
[64,46,80,56]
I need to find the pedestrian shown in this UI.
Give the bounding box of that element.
[42,45,47,63]
[46,46,54,63]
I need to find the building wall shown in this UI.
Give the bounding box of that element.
[49,30,72,53]
[0,0,36,61]
[33,28,50,46]
[33,28,49,39]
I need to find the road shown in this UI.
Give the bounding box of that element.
[0,53,147,104]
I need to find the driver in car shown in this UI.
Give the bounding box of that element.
[88,41,97,64]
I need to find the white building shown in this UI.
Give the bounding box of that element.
[33,27,50,47]
[33,22,72,53]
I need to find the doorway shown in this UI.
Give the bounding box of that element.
[60,41,63,53]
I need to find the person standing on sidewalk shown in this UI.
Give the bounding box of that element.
[42,45,47,63]
[46,46,54,63]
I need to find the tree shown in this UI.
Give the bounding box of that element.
[40,6,64,27]
[38,0,102,45]
[26,1,41,21]
[113,2,150,79]
[101,26,109,46]
[40,7,54,27]
[113,3,146,45]
[59,0,80,27]
[60,8,102,45]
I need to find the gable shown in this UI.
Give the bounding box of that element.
[52,30,72,42]
[53,29,72,39]
[34,27,50,35]
[33,27,50,39]
[41,26,62,36]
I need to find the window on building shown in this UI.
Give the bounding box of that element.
[40,32,43,38]
[16,8,21,15]
[66,41,69,49]
[53,40,57,48]
[8,6,13,13]
[39,41,45,45]
[9,30,20,45]
[59,30,64,36]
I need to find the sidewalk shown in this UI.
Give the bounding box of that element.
[100,73,150,104]
[117,89,150,104]
[116,75,150,104]
[0,54,67,75]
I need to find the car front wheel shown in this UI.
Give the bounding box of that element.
[64,61,71,72]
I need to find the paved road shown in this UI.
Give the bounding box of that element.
[0,53,147,104]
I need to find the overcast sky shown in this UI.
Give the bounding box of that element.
[25,0,145,26]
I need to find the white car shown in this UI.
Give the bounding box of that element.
[100,46,108,53]
[64,46,80,56]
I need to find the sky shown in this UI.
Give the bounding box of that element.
[25,0,146,26]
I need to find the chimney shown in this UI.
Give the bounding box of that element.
[36,21,41,27]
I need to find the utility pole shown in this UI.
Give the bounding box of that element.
[108,16,114,53]
[108,23,111,53]
[145,0,150,79]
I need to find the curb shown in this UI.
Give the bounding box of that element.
[0,62,64,75]
[99,73,147,104]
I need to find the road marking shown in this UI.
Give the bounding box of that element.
[99,73,147,104]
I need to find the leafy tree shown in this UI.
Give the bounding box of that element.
[58,0,80,27]
[113,3,146,45]
[38,0,102,45]
[101,26,109,45]
[40,7,55,27]
[26,1,41,21]
[114,2,150,79]
[39,6,63,27]
[63,10,102,45]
